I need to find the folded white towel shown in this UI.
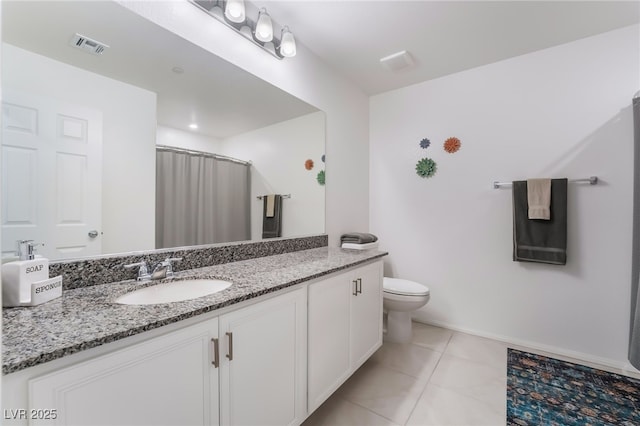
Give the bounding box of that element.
[341,242,379,250]
[527,178,551,220]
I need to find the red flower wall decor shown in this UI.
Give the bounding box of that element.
[444,137,461,153]
[305,159,314,170]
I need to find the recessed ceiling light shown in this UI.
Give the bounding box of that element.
[189,123,198,130]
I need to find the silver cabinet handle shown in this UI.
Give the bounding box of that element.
[211,338,219,368]
[226,332,233,361]
[88,230,99,238]
[353,280,358,296]
[357,278,362,294]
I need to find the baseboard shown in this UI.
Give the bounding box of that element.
[413,317,640,378]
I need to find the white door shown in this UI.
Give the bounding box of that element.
[29,318,219,426]
[219,288,307,426]
[2,89,102,259]
[307,272,352,413]
[350,261,383,369]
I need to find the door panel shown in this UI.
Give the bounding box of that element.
[219,289,306,426]
[1,90,102,259]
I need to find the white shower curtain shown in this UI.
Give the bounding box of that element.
[630,93,640,369]
[156,147,251,249]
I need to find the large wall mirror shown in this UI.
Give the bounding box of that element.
[1,1,325,261]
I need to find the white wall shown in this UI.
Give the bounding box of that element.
[222,112,325,240]
[370,25,639,368]
[119,1,369,247]
[2,43,157,255]
[157,125,223,153]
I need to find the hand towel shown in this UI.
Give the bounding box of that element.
[262,194,282,239]
[340,233,378,244]
[266,194,276,218]
[527,178,551,220]
[513,178,568,265]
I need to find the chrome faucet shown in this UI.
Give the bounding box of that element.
[151,257,182,280]
[124,258,182,281]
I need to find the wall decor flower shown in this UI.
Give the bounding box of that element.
[321,154,325,163]
[444,137,461,153]
[415,157,437,178]
[305,159,314,170]
[420,138,431,149]
[317,170,325,185]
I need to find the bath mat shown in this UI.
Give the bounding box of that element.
[507,348,640,426]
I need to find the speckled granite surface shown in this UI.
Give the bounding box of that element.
[50,235,328,290]
[3,246,386,375]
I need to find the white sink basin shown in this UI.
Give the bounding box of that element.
[115,279,232,305]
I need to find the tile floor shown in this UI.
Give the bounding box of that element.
[302,322,640,426]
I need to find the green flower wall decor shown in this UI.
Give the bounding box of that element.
[416,157,437,178]
[317,170,325,185]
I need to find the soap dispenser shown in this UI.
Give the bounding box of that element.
[2,240,53,307]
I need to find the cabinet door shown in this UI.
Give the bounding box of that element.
[29,318,219,426]
[350,261,383,369]
[219,288,306,426]
[307,272,351,413]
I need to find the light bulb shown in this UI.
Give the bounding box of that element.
[254,8,273,42]
[280,26,296,57]
[225,0,245,23]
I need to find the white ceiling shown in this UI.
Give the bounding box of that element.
[261,0,640,95]
[1,0,318,139]
[3,1,639,137]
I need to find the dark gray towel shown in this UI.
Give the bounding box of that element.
[262,194,282,239]
[340,233,378,244]
[513,179,567,265]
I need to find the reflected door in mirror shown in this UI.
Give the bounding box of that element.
[2,90,102,260]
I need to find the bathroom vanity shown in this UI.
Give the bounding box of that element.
[2,245,386,426]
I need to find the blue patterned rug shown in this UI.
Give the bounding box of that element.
[507,349,640,426]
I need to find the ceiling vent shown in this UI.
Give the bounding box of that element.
[380,50,415,72]
[69,33,109,55]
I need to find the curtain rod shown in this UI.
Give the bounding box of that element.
[493,176,598,189]
[156,145,252,166]
[256,194,292,200]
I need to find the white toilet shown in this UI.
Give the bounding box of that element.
[383,277,430,343]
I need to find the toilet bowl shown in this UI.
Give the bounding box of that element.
[383,277,430,343]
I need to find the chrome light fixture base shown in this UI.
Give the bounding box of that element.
[191,0,295,60]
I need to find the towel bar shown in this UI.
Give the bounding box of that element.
[493,176,598,189]
[256,194,292,200]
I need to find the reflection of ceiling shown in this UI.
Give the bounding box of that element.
[262,1,640,95]
[1,1,318,139]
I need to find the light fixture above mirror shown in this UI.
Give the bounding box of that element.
[192,0,296,59]
[224,0,245,23]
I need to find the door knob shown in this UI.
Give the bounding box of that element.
[88,230,99,238]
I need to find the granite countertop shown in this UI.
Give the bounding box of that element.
[2,247,387,375]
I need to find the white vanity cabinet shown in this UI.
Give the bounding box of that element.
[27,287,307,426]
[6,258,385,426]
[307,261,383,413]
[29,318,220,426]
[218,287,307,426]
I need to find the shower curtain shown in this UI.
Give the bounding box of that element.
[156,148,251,249]
[631,93,640,370]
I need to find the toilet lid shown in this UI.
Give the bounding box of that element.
[383,277,429,296]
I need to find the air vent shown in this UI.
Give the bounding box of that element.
[380,50,415,72]
[69,33,109,55]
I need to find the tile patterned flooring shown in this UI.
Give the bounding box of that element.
[302,322,640,426]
